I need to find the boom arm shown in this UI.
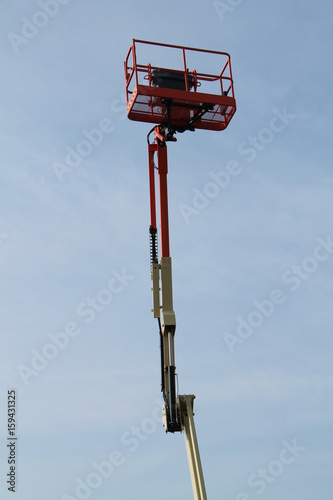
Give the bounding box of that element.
[148,126,208,499]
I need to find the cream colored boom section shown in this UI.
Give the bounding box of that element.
[179,395,208,500]
[151,257,175,327]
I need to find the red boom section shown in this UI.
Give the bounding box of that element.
[148,139,170,258]
[148,144,157,230]
[124,39,236,132]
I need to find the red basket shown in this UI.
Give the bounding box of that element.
[124,39,236,132]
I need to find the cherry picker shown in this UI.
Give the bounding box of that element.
[124,39,236,500]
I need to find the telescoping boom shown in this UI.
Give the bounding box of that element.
[124,39,236,500]
[148,124,208,500]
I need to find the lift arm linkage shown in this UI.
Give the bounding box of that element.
[148,127,180,432]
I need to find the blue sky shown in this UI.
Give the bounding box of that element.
[1,1,333,499]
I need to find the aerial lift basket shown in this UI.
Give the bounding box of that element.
[124,39,236,132]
